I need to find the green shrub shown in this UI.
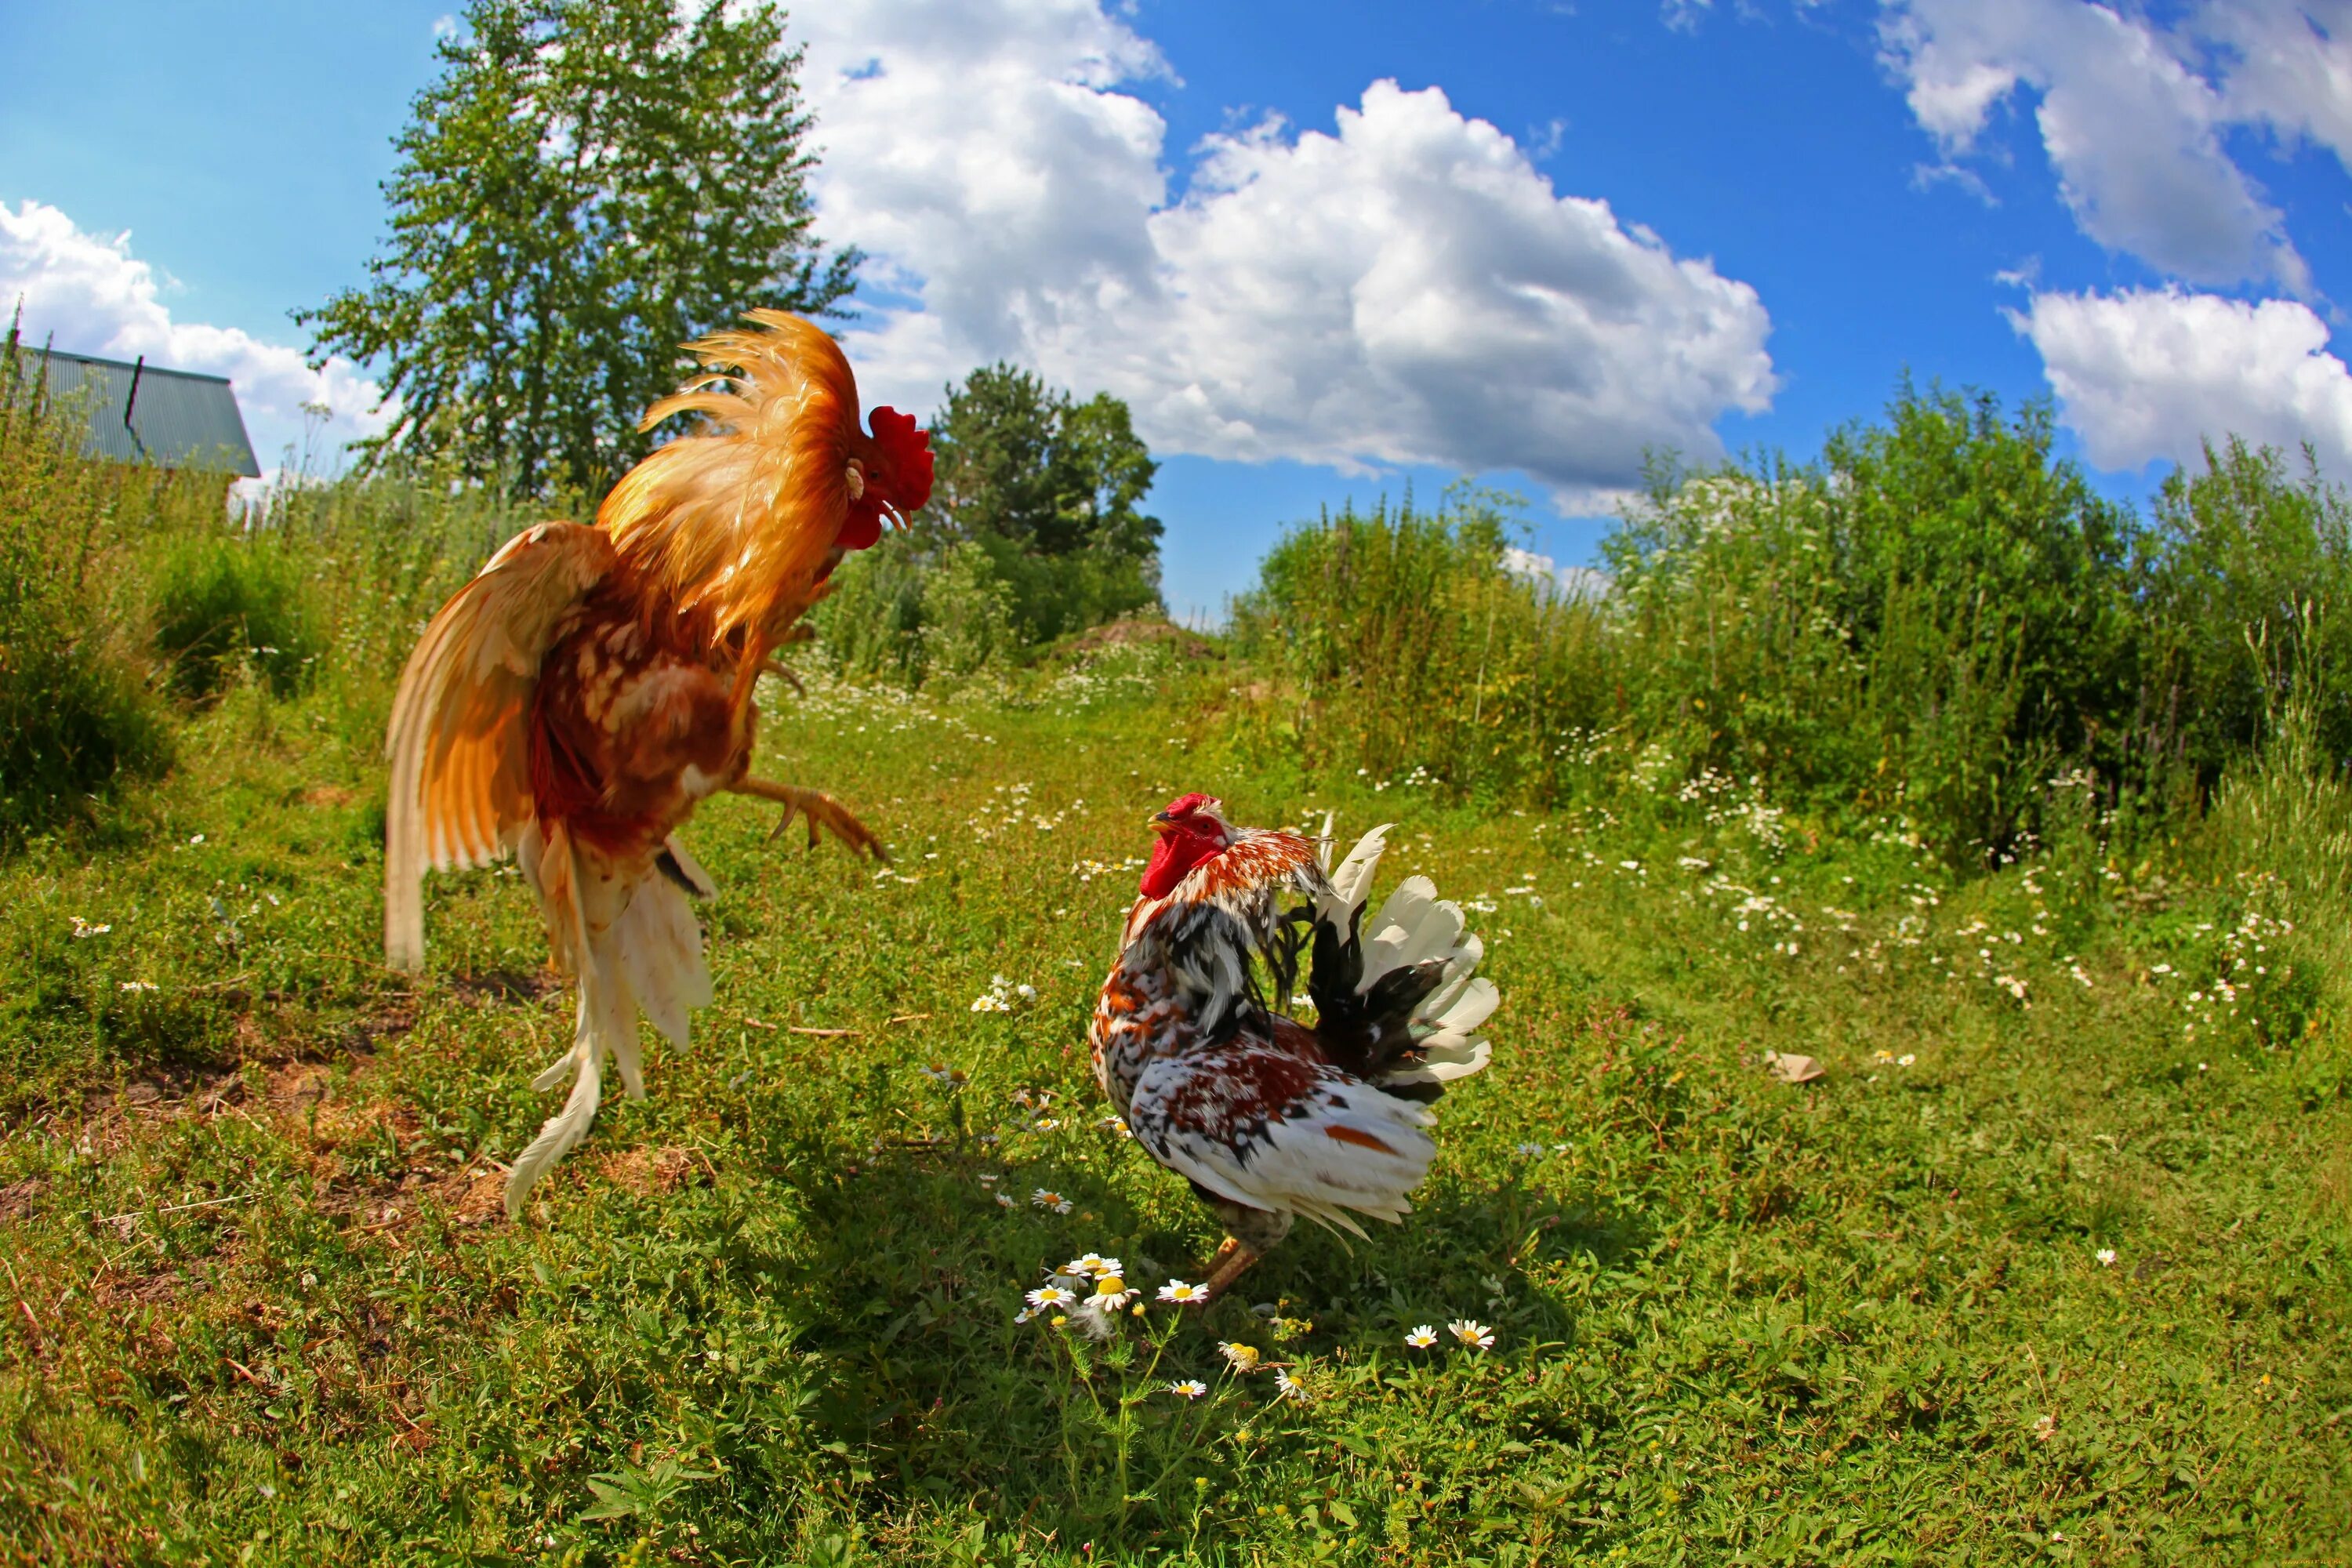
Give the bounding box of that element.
[811,533,927,685]
[919,539,1019,683]
[1227,383,2351,872]
[149,530,321,699]
[811,535,1033,689]
[1227,484,1611,804]
[0,331,173,840]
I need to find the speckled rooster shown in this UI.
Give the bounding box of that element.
[1091,794,1497,1300]
[383,312,931,1218]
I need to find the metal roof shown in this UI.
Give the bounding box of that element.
[32,349,261,477]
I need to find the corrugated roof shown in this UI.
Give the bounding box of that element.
[33,350,261,477]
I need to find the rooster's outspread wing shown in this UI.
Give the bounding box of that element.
[383,521,619,971]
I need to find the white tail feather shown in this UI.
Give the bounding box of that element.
[502,822,712,1218]
[1323,822,1497,1092]
[506,1027,603,1219]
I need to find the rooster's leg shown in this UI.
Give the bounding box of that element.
[1197,1239,1262,1304]
[729,776,887,862]
[1192,1200,1292,1304]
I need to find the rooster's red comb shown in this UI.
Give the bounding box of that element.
[1156,793,1222,822]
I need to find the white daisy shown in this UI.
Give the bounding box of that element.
[1062,1253,1120,1278]
[993,1192,1016,1209]
[1091,1275,1139,1310]
[1218,1341,1262,1373]
[1025,1283,1080,1311]
[1273,1370,1310,1403]
[1167,1379,1208,1399]
[1448,1319,1496,1350]
[2096,1247,2117,1267]
[919,1062,968,1087]
[1158,1279,1211,1305]
[1032,1189,1073,1214]
[1403,1325,1439,1348]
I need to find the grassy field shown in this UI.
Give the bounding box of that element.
[0,643,2346,1566]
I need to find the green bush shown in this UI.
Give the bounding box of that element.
[811,534,928,685]
[149,530,321,699]
[0,332,173,840]
[1227,484,1610,804]
[920,539,1019,683]
[1229,384,2352,871]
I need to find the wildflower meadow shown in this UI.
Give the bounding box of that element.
[0,366,2347,1564]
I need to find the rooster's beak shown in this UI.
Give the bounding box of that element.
[1147,811,1176,834]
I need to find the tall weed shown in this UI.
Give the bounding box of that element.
[0,328,173,838]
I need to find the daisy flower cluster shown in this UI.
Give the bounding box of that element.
[1402,1319,1496,1352]
[1014,1253,1142,1335]
[970,974,1036,1013]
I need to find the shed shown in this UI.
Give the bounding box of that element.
[33,349,261,479]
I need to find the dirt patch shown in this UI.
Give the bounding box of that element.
[451,967,559,1007]
[97,1270,186,1307]
[300,785,356,808]
[331,1000,418,1058]
[0,1177,48,1224]
[268,1062,333,1116]
[1069,615,1216,660]
[597,1145,701,1197]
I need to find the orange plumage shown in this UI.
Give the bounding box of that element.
[383,312,932,1216]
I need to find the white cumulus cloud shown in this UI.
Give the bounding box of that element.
[2010,285,2352,473]
[1879,0,2310,292]
[797,2,1775,503]
[0,199,389,472]
[2203,0,2352,167]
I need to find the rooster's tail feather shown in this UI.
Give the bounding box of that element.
[1319,823,1499,1096]
[503,822,710,1219]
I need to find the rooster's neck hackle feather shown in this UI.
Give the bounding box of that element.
[599,310,860,652]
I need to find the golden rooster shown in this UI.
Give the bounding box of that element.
[383,311,932,1218]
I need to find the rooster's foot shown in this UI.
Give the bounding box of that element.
[731,776,887,862]
[1193,1236,1261,1305]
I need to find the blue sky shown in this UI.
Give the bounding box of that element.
[9,2,2352,621]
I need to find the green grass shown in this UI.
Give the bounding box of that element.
[0,658,2347,1566]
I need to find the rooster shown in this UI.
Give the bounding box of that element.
[383,311,932,1218]
[1091,794,1497,1301]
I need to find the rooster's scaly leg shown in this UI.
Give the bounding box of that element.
[1196,1237,1262,1304]
[729,776,887,862]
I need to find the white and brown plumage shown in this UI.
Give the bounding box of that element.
[1091,793,1498,1300]
[383,312,933,1217]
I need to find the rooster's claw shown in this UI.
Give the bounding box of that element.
[731,776,887,862]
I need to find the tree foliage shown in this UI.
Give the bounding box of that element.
[300,0,856,499]
[920,364,1162,641]
[1236,383,2352,865]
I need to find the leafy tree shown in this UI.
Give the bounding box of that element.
[920,365,1162,641]
[299,0,856,499]
[2141,437,2352,791]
